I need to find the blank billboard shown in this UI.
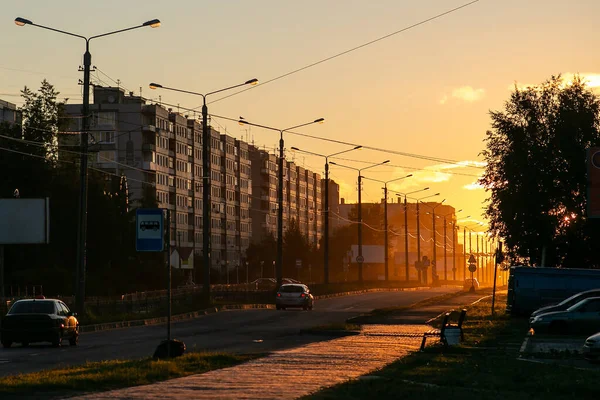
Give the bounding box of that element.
[0,198,50,244]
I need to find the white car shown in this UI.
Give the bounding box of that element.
[276,284,314,310]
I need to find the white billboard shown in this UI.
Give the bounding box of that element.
[0,198,50,244]
[350,245,384,263]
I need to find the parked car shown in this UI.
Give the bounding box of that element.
[463,278,480,291]
[531,289,600,319]
[1,298,79,348]
[250,278,277,290]
[529,297,600,335]
[276,284,314,310]
[582,332,600,362]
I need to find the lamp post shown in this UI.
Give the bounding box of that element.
[361,175,413,281]
[329,160,390,282]
[15,16,161,313]
[239,118,324,289]
[411,193,440,284]
[290,145,362,284]
[437,209,463,281]
[149,78,258,303]
[393,188,430,281]
[420,199,446,284]
[452,214,470,281]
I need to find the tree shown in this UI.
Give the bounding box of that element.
[282,218,310,279]
[480,75,600,268]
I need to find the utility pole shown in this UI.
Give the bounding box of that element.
[416,202,421,283]
[383,185,388,281]
[443,216,447,281]
[452,221,457,281]
[324,162,329,284]
[463,227,467,281]
[357,174,363,282]
[404,196,409,281]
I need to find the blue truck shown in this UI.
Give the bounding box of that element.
[506,266,600,315]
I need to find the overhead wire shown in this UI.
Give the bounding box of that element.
[205,0,481,108]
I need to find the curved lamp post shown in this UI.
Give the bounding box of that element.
[15,16,161,313]
[329,159,390,282]
[291,145,362,284]
[361,174,413,281]
[393,187,430,281]
[149,78,258,302]
[239,118,324,289]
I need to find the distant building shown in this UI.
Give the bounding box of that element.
[0,99,21,125]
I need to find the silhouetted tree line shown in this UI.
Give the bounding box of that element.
[0,80,168,297]
[481,75,600,268]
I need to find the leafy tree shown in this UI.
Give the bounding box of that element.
[282,218,310,279]
[480,75,600,267]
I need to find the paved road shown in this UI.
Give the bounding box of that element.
[0,287,458,376]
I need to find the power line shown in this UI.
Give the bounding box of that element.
[205,0,481,107]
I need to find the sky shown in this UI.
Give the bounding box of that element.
[3,0,600,233]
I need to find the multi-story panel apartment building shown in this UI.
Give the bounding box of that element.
[249,146,325,249]
[63,86,252,278]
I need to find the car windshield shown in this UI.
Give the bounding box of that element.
[9,301,55,314]
[280,285,304,293]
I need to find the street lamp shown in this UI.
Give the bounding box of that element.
[15,16,161,313]
[239,118,325,289]
[149,78,258,303]
[290,145,362,284]
[410,192,440,284]
[393,187,430,281]
[420,199,446,284]
[361,174,413,281]
[437,209,464,281]
[329,159,390,282]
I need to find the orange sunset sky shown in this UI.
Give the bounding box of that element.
[3,0,600,234]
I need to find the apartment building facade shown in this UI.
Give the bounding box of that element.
[63,86,252,277]
[249,146,324,248]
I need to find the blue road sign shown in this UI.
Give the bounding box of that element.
[136,209,164,252]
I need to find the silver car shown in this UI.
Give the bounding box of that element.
[583,332,600,362]
[530,297,600,335]
[276,284,314,310]
[531,289,600,319]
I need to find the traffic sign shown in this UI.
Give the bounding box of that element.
[356,255,365,263]
[468,254,476,264]
[468,264,477,273]
[136,209,164,252]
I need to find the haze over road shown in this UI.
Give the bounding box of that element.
[0,287,458,376]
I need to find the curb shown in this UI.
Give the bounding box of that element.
[298,329,362,337]
[313,286,460,300]
[81,303,275,333]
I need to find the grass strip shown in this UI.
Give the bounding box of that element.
[0,352,259,399]
[304,294,599,400]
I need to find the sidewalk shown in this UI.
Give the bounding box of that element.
[69,290,490,400]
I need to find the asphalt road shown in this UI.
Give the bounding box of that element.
[0,287,458,377]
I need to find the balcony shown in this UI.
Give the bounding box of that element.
[142,125,156,132]
[142,143,156,152]
[142,161,157,171]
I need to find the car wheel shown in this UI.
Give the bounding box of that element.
[276,305,281,310]
[303,305,308,311]
[2,341,12,349]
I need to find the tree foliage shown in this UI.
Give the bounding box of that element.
[480,75,600,267]
[1,81,164,296]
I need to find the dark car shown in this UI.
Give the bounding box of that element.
[250,278,277,290]
[1,298,79,348]
[530,289,600,319]
[529,297,600,335]
[276,284,314,310]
